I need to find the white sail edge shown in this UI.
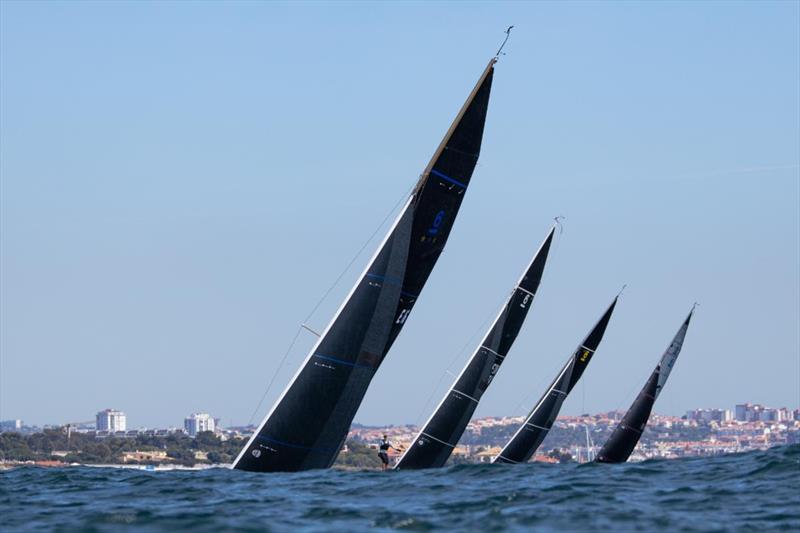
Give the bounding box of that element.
[493,359,572,463]
[396,226,555,467]
[231,195,415,469]
[233,58,498,470]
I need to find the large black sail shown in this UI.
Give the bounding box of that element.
[596,308,694,463]
[493,297,618,464]
[395,227,555,470]
[233,59,497,472]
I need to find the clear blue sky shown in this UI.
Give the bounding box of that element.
[1,1,798,428]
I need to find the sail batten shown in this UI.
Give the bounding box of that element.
[596,308,694,463]
[233,59,497,473]
[395,227,555,470]
[493,297,618,464]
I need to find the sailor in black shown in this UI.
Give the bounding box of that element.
[378,435,400,470]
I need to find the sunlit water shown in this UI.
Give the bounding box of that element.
[2,445,798,531]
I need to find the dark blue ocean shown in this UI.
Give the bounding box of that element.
[2,445,798,532]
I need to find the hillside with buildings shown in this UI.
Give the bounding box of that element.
[1,403,797,468]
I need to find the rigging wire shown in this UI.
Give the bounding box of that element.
[611,303,698,416]
[412,308,498,427]
[512,355,561,416]
[582,375,586,415]
[507,217,564,416]
[246,182,415,426]
[414,217,564,426]
[247,327,304,426]
[301,182,415,328]
[610,341,653,415]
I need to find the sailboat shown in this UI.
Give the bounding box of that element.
[493,296,618,464]
[395,226,555,470]
[233,58,498,472]
[596,307,695,463]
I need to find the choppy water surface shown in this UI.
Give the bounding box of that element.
[2,445,798,531]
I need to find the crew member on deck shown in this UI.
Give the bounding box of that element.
[378,435,401,470]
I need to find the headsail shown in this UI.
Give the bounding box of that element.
[493,296,618,464]
[596,307,694,463]
[233,59,497,472]
[395,227,555,470]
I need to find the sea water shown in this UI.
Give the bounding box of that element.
[1,445,798,531]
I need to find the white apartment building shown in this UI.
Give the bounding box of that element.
[184,412,216,437]
[0,419,23,432]
[96,409,127,432]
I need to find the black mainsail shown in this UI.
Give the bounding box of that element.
[596,307,694,463]
[395,227,555,470]
[493,297,618,464]
[233,59,497,472]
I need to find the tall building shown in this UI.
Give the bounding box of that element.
[735,403,749,421]
[184,413,216,437]
[96,409,126,432]
[685,408,733,423]
[0,419,22,432]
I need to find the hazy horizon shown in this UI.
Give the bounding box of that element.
[2,1,798,428]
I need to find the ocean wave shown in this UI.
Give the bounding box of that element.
[1,445,798,531]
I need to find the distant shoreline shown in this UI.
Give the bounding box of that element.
[1,443,795,473]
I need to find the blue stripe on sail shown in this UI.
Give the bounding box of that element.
[365,273,418,299]
[313,353,376,371]
[431,168,467,189]
[255,435,339,453]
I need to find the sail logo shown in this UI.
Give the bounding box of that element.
[427,210,446,236]
[483,362,501,389]
[579,350,591,362]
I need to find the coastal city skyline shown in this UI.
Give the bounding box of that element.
[2,401,797,434]
[2,401,797,468]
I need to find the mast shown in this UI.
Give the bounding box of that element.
[233,58,497,472]
[395,226,556,470]
[584,425,594,462]
[493,296,618,464]
[596,307,694,463]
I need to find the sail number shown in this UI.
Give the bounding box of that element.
[427,210,446,236]
[396,309,411,324]
[487,363,500,384]
[520,294,531,308]
[420,210,447,243]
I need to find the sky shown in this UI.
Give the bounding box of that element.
[1,1,798,429]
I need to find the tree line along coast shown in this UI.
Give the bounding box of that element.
[2,407,797,469]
